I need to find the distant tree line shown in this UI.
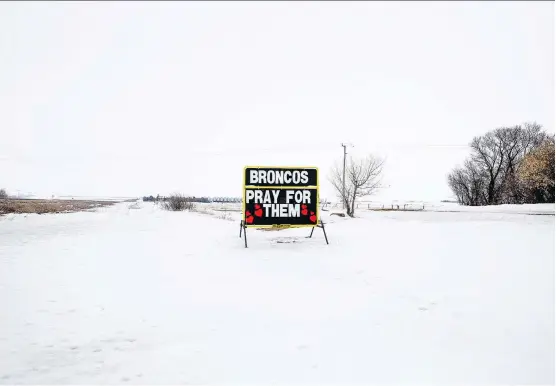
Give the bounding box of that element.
[448,122,555,206]
[142,195,241,203]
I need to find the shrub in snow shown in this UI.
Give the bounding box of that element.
[161,194,195,211]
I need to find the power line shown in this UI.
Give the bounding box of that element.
[0,143,472,162]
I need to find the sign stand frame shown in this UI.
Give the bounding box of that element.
[240,220,330,248]
[307,220,329,245]
[240,166,330,248]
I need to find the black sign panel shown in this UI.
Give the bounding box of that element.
[243,166,319,228]
[244,167,318,187]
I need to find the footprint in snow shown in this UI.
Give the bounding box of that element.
[418,302,438,311]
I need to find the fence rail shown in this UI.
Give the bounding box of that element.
[323,202,426,211]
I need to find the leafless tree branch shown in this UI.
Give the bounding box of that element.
[329,154,385,217]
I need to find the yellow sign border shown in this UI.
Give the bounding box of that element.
[242,166,320,229]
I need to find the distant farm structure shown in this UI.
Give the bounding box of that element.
[211,197,242,203]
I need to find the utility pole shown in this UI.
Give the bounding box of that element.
[341,143,348,209]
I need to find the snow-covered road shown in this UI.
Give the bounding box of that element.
[0,202,553,384]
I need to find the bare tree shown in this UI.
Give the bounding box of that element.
[448,122,550,206]
[329,155,384,217]
[500,123,548,203]
[473,124,549,204]
[447,159,488,206]
[469,131,507,205]
[519,122,548,158]
[0,189,7,199]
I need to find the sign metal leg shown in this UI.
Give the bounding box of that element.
[243,224,248,248]
[239,220,248,248]
[307,220,329,245]
[320,221,329,245]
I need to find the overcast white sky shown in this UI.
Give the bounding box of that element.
[1,1,553,201]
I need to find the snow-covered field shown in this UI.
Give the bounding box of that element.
[0,202,553,384]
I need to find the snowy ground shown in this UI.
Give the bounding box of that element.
[0,202,553,384]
